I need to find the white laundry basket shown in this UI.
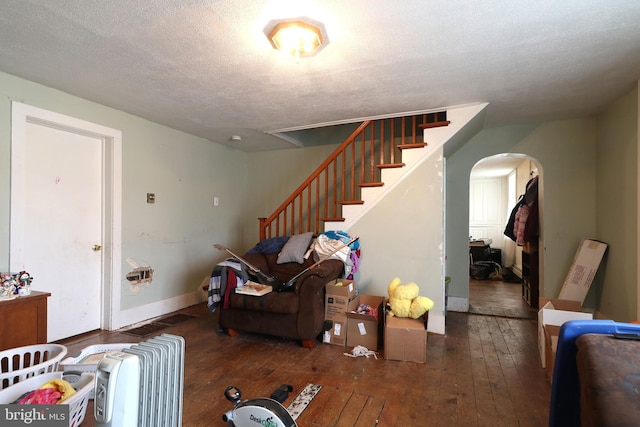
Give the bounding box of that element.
[0,343,67,390]
[0,371,94,427]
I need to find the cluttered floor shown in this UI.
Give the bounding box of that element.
[56,297,550,427]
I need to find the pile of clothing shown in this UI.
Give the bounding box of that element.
[13,378,76,404]
[309,231,360,279]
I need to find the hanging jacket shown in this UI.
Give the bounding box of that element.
[504,195,525,241]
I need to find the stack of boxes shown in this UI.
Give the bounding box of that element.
[323,279,384,350]
[323,279,358,347]
[323,278,428,363]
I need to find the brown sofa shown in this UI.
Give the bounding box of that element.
[218,251,344,348]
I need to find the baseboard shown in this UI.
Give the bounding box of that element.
[447,296,469,312]
[511,266,523,278]
[427,312,445,335]
[112,291,200,330]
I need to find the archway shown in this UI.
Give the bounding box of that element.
[468,154,543,318]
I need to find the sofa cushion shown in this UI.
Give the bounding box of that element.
[229,290,299,314]
[277,232,313,264]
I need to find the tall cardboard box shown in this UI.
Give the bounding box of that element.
[384,315,428,363]
[558,239,608,304]
[324,279,358,346]
[346,295,384,349]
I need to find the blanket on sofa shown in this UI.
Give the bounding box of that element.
[207,259,248,313]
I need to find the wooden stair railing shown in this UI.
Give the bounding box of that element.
[259,112,450,240]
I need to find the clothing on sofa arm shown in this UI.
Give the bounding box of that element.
[208,259,247,312]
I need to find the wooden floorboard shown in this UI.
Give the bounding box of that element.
[54,280,550,427]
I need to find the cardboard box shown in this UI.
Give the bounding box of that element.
[558,239,608,304]
[537,298,592,369]
[323,313,348,346]
[384,315,428,363]
[325,279,357,321]
[346,295,384,350]
[544,324,561,378]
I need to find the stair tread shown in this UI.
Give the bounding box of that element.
[377,163,404,169]
[358,182,384,188]
[320,217,345,222]
[398,143,427,150]
[418,120,451,129]
[340,200,365,205]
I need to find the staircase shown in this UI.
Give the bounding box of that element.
[258,104,488,240]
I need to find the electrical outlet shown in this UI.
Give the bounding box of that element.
[147,193,155,203]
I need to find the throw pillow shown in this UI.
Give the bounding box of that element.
[246,236,289,254]
[277,232,313,264]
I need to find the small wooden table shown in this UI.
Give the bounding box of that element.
[0,290,50,351]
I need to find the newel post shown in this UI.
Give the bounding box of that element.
[258,217,267,241]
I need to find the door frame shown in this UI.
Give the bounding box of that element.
[10,102,122,332]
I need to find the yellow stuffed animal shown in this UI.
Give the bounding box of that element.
[387,277,434,319]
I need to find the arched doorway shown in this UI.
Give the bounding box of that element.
[468,154,542,318]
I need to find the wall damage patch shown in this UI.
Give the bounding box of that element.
[126,257,153,294]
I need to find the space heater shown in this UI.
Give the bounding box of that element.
[94,334,185,427]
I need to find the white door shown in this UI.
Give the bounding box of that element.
[21,122,103,341]
[11,102,123,338]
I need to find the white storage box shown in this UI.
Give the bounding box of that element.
[0,371,94,427]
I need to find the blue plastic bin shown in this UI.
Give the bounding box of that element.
[549,319,640,427]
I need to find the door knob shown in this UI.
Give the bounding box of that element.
[92,244,102,251]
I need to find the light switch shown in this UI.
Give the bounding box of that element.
[214,196,219,206]
[147,193,155,203]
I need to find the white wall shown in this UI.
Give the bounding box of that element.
[469,176,508,257]
[348,148,445,334]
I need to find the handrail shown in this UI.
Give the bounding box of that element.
[259,113,449,240]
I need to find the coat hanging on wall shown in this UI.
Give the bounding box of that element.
[504,175,539,245]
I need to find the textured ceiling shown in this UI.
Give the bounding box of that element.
[1,1,639,151]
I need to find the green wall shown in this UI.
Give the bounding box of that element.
[446,84,640,321]
[445,118,598,308]
[244,143,340,249]
[596,85,638,321]
[0,71,247,312]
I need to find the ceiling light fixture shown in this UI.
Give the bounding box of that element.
[265,17,328,61]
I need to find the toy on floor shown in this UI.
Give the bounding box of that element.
[387,277,434,319]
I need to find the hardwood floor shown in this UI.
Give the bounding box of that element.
[56,298,550,427]
[469,278,537,319]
